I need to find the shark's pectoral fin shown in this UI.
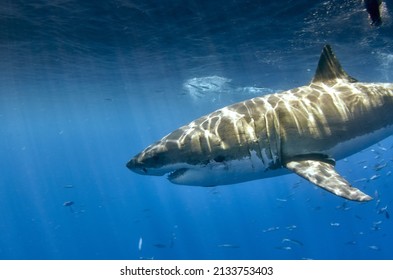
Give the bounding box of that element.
[285,159,372,202]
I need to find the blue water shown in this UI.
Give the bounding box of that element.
[1,0,393,260]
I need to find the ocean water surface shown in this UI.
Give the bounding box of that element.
[1,0,393,260]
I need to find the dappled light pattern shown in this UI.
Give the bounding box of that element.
[128,45,393,201]
[286,159,372,201]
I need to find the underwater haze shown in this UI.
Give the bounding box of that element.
[1,0,393,260]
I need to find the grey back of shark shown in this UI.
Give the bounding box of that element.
[127,45,393,202]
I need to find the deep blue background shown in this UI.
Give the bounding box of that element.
[0,0,393,259]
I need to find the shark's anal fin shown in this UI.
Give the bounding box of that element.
[285,159,372,202]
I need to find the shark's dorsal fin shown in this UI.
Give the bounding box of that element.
[311,45,358,84]
[285,159,372,202]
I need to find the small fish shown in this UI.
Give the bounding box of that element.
[374,162,387,171]
[63,201,75,213]
[336,202,351,211]
[354,178,368,183]
[371,224,381,231]
[330,222,340,227]
[282,238,304,246]
[345,241,357,245]
[275,246,292,251]
[378,205,388,213]
[377,205,390,219]
[286,225,297,231]
[368,245,380,251]
[377,143,388,151]
[138,237,143,251]
[276,198,288,202]
[63,201,74,207]
[64,184,74,188]
[369,174,381,181]
[375,199,381,209]
[371,221,382,231]
[262,226,280,233]
[217,244,239,249]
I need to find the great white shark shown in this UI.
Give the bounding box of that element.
[127,45,393,202]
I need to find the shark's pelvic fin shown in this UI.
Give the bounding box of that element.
[311,45,358,84]
[285,159,372,202]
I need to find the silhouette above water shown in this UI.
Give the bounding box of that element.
[364,0,382,26]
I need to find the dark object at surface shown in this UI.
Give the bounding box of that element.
[365,0,382,26]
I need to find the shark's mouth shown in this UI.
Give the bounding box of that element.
[167,168,189,181]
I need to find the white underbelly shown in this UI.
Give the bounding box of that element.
[169,151,288,186]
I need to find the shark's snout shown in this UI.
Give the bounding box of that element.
[126,156,147,175]
[126,148,173,177]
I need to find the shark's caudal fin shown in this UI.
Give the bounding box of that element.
[311,45,358,84]
[285,159,372,202]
